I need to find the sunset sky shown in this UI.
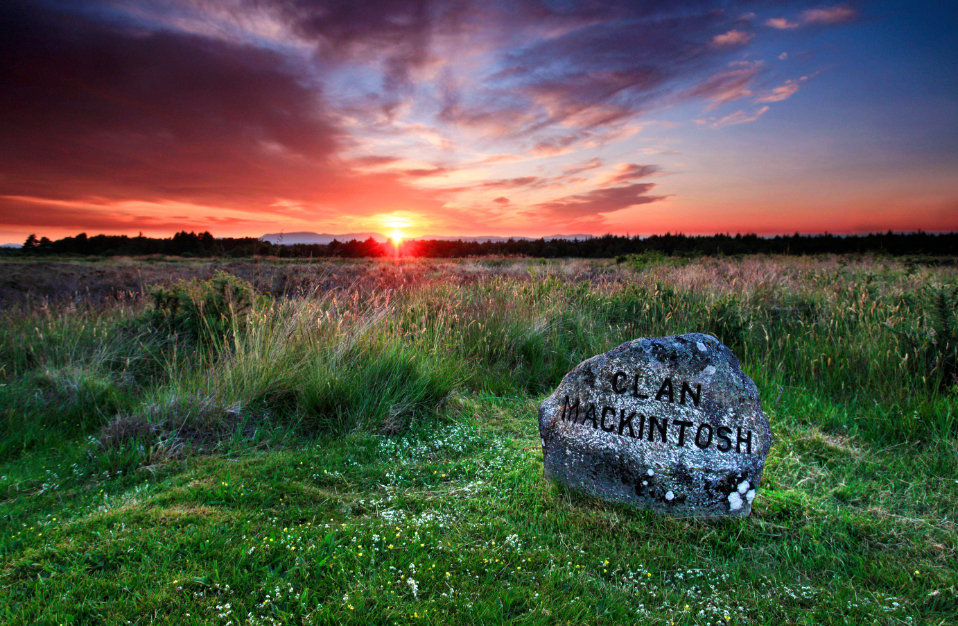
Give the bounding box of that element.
[1,0,956,242]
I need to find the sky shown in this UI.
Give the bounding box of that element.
[1,0,956,242]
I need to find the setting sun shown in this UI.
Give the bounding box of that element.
[391,231,403,243]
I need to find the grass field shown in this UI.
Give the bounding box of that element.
[1,254,956,625]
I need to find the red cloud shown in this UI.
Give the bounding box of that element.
[600,164,661,186]
[534,183,665,218]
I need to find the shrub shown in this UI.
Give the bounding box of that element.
[94,414,181,474]
[924,284,958,390]
[142,392,246,446]
[98,414,157,449]
[148,271,266,344]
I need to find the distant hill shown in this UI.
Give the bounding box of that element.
[1,243,22,248]
[260,232,389,245]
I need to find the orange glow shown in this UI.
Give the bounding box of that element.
[391,230,404,243]
[379,213,416,234]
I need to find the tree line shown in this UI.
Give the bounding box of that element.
[12,230,958,259]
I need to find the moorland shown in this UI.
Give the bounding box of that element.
[1,254,956,624]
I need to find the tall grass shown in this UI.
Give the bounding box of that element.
[0,255,955,467]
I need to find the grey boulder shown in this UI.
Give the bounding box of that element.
[538,333,771,518]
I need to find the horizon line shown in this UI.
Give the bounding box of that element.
[5,228,958,248]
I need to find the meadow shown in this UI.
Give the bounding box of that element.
[0,254,956,625]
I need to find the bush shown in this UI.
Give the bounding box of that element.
[924,284,958,390]
[148,271,266,344]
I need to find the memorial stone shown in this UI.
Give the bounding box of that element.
[538,333,771,518]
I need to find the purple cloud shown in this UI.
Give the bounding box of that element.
[534,183,666,218]
[601,164,662,186]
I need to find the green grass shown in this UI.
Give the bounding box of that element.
[1,255,956,624]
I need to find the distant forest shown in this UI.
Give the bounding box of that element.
[9,230,958,259]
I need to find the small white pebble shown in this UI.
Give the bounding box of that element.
[737,480,750,494]
[665,491,675,501]
[746,489,756,503]
[728,492,743,511]
[647,469,654,476]
[704,365,717,376]
[642,481,648,486]
[696,342,707,352]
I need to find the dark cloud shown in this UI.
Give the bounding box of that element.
[436,3,738,139]
[263,0,790,140]
[401,166,452,177]
[436,67,534,137]
[437,175,550,198]
[0,0,337,204]
[0,196,262,232]
[417,1,832,144]
[264,0,473,115]
[351,155,402,167]
[0,0,455,223]
[603,164,661,185]
[493,196,510,204]
[534,183,666,218]
[467,176,546,190]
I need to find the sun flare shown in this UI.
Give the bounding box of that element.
[391,230,403,243]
